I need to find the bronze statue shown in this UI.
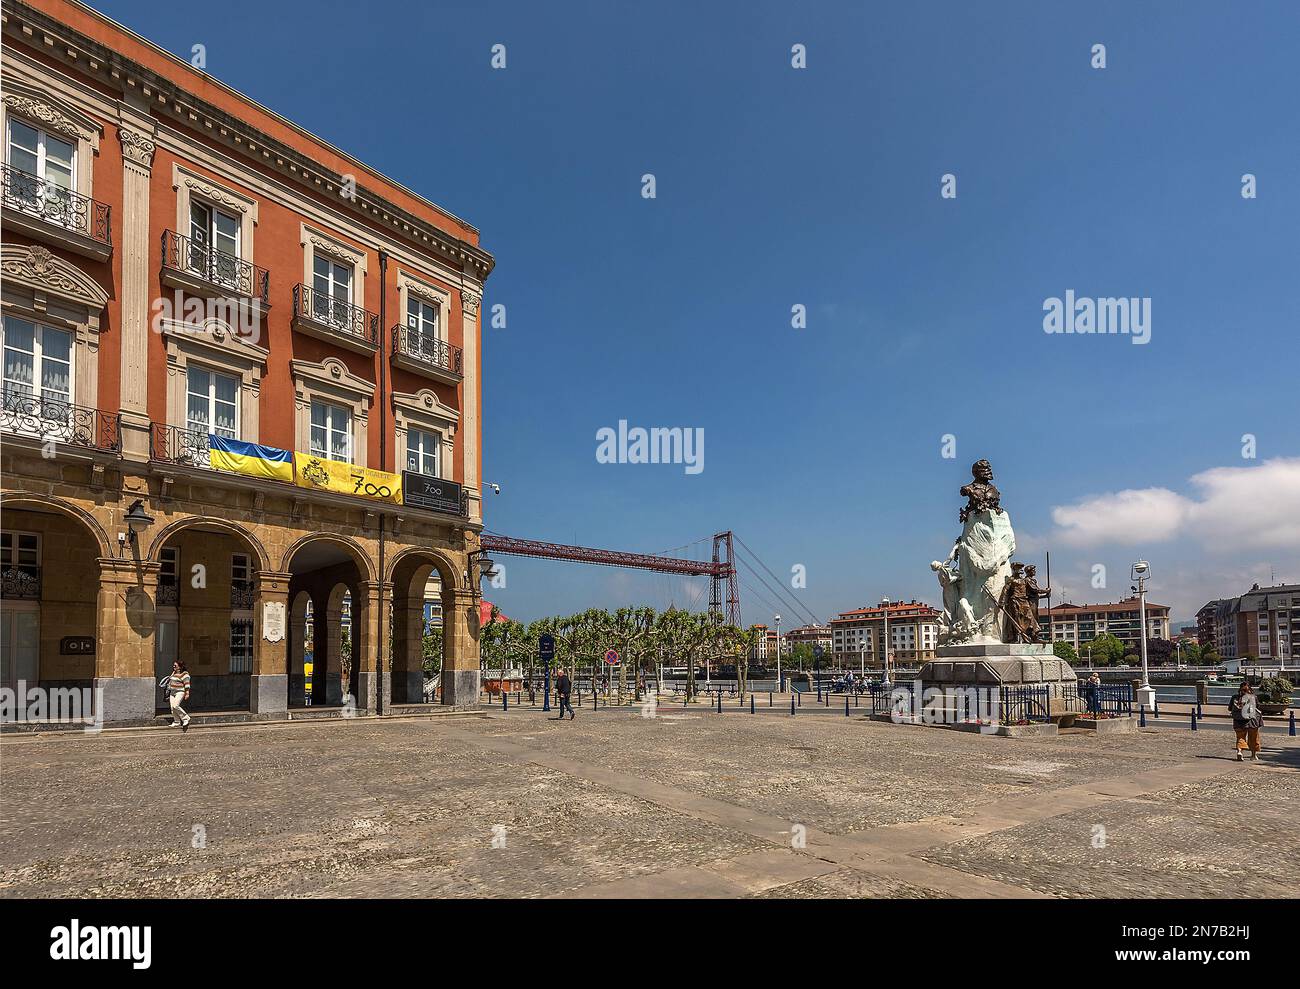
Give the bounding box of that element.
[1000,562,1040,644]
[1024,564,1051,630]
[959,459,1003,523]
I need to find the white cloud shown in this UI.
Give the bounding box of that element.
[1047,457,1300,552]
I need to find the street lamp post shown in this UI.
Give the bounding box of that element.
[1132,561,1156,712]
[774,615,782,693]
[881,598,892,686]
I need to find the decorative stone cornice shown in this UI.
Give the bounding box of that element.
[183,175,247,213]
[309,235,359,264]
[407,279,444,306]
[461,291,481,317]
[118,127,156,169]
[2,0,494,282]
[3,92,92,141]
[0,244,108,309]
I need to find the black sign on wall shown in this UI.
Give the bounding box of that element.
[402,471,463,515]
[60,636,95,656]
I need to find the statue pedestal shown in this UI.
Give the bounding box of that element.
[918,643,1084,721]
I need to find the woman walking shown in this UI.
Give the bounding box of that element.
[165,659,192,732]
[1228,681,1262,761]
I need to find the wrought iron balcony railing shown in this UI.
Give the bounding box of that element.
[149,422,213,470]
[392,326,463,377]
[293,283,378,347]
[1,566,41,601]
[162,230,270,306]
[231,579,255,610]
[1,163,111,246]
[0,390,121,453]
[157,582,180,607]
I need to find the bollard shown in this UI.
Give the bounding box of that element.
[790,694,796,715]
[769,691,773,707]
[797,691,802,706]
[751,694,755,714]
[1139,705,1147,727]
[817,686,822,702]
[1290,711,1296,737]
[1190,709,1197,731]
[684,692,689,708]
[845,694,850,717]
[1197,699,1203,719]
[502,691,508,711]
[593,689,597,711]
[716,690,722,714]
[1154,697,1159,719]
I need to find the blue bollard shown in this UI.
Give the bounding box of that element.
[797,691,802,706]
[791,694,796,715]
[1290,710,1296,737]
[817,686,822,701]
[502,691,507,711]
[845,694,850,717]
[769,691,773,707]
[1197,699,1203,719]
[1139,705,1147,727]
[750,694,755,714]
[1190,710,1197,731]
[716,690,722,713]
[1154,697,1159,719]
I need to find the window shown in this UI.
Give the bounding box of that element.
[406,427,440,477]
[160,547,179,585]
[188,200,241,287]
[406,297,439,355]
[186,366,238,440]
[312,255,353,326]
[230,618,253,674]
[310,400,352,463]
[231,553,250,584]
[1,531,40,575]
[6,118,75,222]
[2,315,72,407]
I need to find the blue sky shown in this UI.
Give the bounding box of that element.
[100,0,1300,624]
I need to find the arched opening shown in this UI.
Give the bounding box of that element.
[389,550,459,704]
[285,537,370,709]
[153,520,265,712]
[0,500,102,696]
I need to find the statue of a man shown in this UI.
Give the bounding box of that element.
[1024,565,1051,629]
[959,458,1002,523]
[1001,562,1040,644]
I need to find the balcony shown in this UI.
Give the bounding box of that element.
[161,230,270,312]
[0,390,121,453]
[231,579,255,610]
[1,164,112,261]
[391,325,463,384]
[149,422,213,470]
[1,566,41,601]
[292,284,378,355]
[157,582,180,607]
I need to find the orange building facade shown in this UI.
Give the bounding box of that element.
[0,0,494,721]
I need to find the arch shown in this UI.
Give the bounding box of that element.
[0,490,112,557]
[0,244,109,310]
[385,544,461,589]
[280,532,375,581]
[148,514,270,571]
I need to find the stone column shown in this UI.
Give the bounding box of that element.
[460,287,481,521]
[94,556,160,723]
[354,579,391,714]
[390,586,426,703]
[116,114,157,462]
[441,586,481,707]
[250,570,291,715]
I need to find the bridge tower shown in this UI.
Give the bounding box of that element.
[709,531,740,627]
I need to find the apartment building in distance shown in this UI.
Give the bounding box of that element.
[784,624,832,653]
[1200,584,1298,663]
[1038,598,1171,653]
[830,600,940,667]
[748,624,784,662]
[0,0,492,722]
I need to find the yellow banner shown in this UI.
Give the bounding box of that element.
[292,453,402,504]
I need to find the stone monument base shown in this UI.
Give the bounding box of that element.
[917,643,1084,722]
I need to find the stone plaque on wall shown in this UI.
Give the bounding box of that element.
[263,601,285,643]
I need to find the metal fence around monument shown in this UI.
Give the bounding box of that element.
[998,685,1052,724]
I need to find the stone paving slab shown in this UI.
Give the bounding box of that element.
[0,708,1295,898]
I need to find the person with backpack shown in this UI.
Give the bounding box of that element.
[1228,681,1262,761]
[163,659,191,732]
[553,667,574,721]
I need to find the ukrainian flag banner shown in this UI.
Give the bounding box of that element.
[292,453,402,504]
[208,435,294,483]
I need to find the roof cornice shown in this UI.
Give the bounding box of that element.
[1,0,494,282]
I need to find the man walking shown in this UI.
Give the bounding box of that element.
[554,667,575,720]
